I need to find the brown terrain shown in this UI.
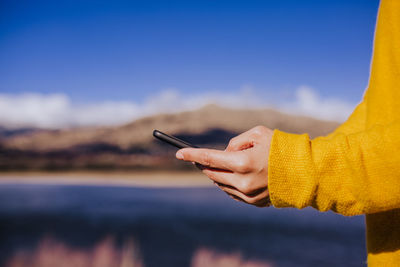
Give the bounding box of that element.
[0,105,339,171]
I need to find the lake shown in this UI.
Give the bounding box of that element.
[0,183,366,267]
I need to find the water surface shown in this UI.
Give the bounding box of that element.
[0,183,366,267]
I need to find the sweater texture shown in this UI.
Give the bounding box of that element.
[268,0,400,265]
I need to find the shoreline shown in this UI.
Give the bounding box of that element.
[0,171,213,188]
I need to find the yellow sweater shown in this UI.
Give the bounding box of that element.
[268,0,400,265]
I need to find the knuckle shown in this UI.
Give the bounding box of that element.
[248,198,257,205]
[239,179,252,194]
[246,196,257,204]
[252,125,267,136]
[235,156,252,173]
[201,151,211,166]
[227,139,236,149]
[236,162,247,173]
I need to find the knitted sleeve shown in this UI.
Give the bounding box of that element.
[267,0,400,217]
[268,119,400,216]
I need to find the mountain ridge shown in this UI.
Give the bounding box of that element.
[2,104,339,151]
[0,105,339,171]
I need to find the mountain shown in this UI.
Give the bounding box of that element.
[0,105,339,171]
[0,127,39,138]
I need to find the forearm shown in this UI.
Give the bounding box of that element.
[268,120,400,216]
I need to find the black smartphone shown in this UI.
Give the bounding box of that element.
[153,130,198,149]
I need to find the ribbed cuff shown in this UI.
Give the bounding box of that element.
[268,130,317,209]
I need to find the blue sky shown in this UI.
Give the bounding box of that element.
[0,0,380,127]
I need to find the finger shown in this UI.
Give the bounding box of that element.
[216,183,269,205]
[203,168,268,194]
[177,148,250,172]
[226,126,269,152]
[216,182,268,200]
[228,193,244,202]
[227,192,269,207]
[202,168,237,187]
[225,130,256,152]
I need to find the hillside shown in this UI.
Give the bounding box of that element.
[0,105,339,171]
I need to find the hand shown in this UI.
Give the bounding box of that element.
[176,126,273,207]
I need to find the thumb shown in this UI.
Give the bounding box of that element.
[225,131,255,152]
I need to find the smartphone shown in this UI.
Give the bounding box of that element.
[153,130,198,149]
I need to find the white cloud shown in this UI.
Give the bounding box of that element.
[281,86,356,122]
[0,93,70,128]
[0,93,140,128]
[0,86,356,129]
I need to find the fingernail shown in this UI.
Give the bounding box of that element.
[176,150,184,160]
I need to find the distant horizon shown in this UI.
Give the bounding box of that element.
[0,86,352,130]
